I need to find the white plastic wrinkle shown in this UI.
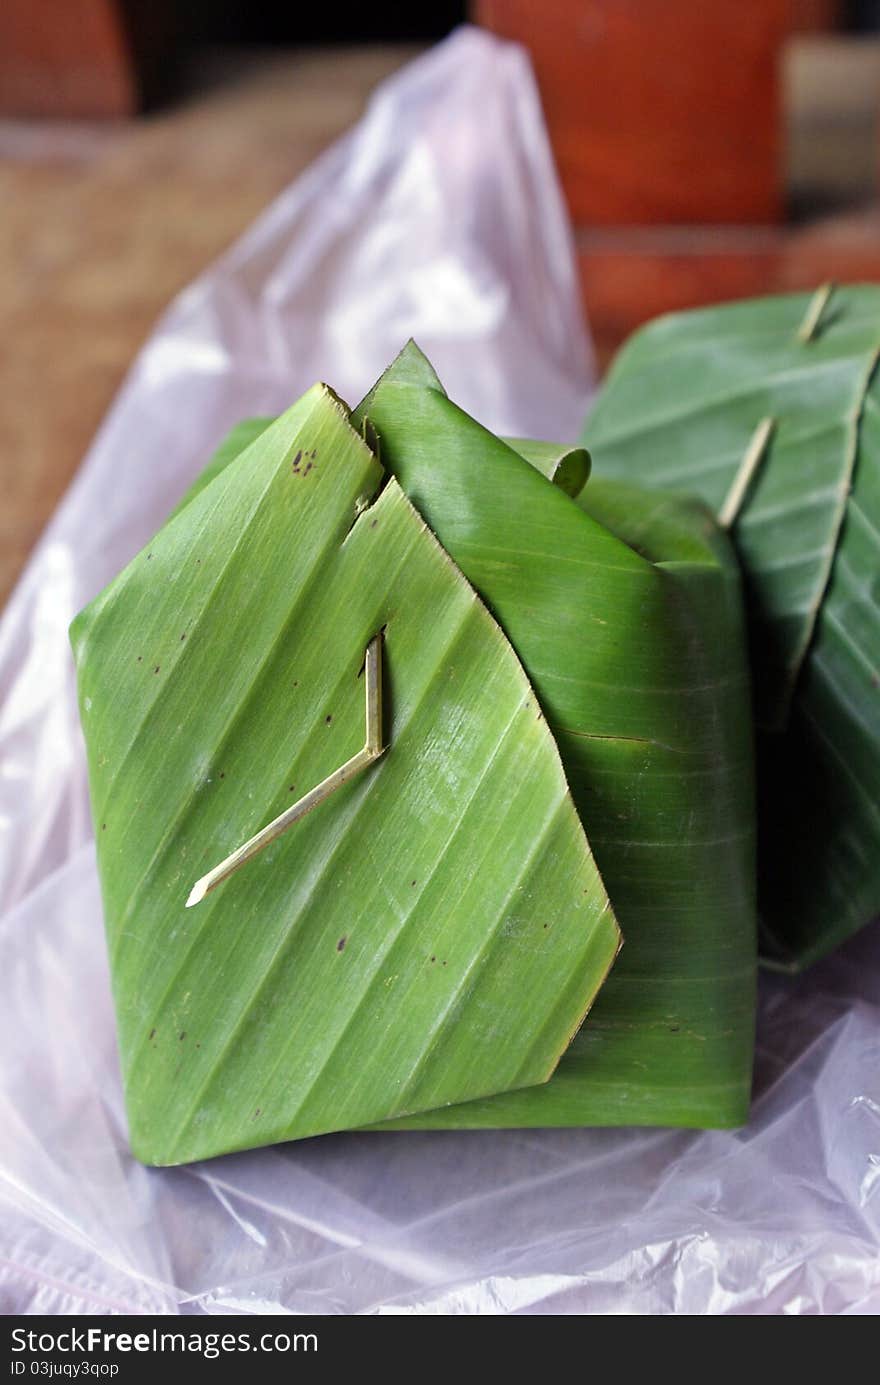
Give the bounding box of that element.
[0,27,877,1316]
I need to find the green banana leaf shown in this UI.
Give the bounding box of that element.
[353,345,756,1130]
[194,418,592,502]
[195,348,758,1129]
[71,385,620,1163]
[500,438,591,496]
[583,287,880,967]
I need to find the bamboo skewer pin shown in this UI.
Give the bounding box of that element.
[797,282,834,344]
[186,634,385,908]
[718,417,776,531]
[718,284,832,531]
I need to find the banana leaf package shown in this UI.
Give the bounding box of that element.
[12,30,880,1315]
[71,346,756,1163]
[584,286,880,970]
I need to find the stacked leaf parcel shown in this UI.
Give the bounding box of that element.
[584,285,880,972]
[87,300,866,1162]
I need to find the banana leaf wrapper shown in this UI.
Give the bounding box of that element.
[583,287,880,967]
[206,346,758,1130]
[70,386,620,1163]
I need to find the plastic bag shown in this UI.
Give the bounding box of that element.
[0,27,877,1315]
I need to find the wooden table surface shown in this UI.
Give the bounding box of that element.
[0,46,418,611]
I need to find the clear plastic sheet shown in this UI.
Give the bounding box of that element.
[0,27,878,1315]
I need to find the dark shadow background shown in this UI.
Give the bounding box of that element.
[186,4,469,43]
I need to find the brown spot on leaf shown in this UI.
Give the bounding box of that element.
[179,1031,186,1041]
[101,823,107,831]
[219,771,225,779]
[252,1108,261,1120]
[149,1028,156,1040]
[154,666,160,674]
[325,714,332,724]
[337,936,347,952]
[289,785,296,793]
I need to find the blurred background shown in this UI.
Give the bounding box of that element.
[2,1,879,608]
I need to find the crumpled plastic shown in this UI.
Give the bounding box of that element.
[0,26,878,1316]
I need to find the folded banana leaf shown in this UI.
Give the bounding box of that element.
[583,287,880,967]
[354,346,757,1129]
[71,385,620,1163]
[197,349,757,1129]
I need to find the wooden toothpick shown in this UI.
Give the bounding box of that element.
[186,634,385,908]
[718,417,776,531]
[797,282,834,344]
